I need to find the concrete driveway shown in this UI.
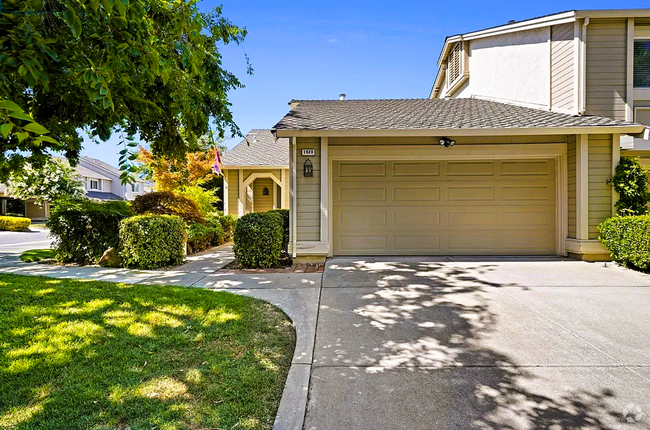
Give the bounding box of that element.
[306,257,650,430]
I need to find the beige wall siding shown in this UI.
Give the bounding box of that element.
[24,200,47,220]
[252,178,274,212]
[585,19,628,120]
[551,23,575,112]
[226,169,239,216]
[567,135,577,238]
[296,137,321,241]
[588,134,613,239]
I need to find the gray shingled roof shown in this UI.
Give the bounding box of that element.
[85,191,123,201]
[222,129,289,167]
[273,98,639,132]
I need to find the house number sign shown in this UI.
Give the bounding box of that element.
[301,149,316,156]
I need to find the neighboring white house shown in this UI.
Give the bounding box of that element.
[0,156,154,220]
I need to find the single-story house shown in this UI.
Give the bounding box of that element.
[271,98,646,261]
[222,129,289,216]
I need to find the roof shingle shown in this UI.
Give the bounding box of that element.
[273,98,639,132]
[222,130,289,167]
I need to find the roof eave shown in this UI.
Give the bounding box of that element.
[275,125,646,138]
[222,164,289,170]
[575,9,650,18]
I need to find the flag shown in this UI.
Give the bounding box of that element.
[212,147,223,175]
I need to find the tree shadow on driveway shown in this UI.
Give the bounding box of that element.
[306,259,647,430]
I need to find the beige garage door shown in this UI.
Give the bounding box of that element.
[332,159,557,255]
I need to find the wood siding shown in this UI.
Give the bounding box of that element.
[252,178,274,212]
[585,19,628,120]
[551,23,575,112]
[297,137,321,241]
[227,169,239,216]
[588,134,613,239]
[567,135,577,238]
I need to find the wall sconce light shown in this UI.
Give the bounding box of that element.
[439,137,456,148]
[304,158,313,177]
[263,187,269,196]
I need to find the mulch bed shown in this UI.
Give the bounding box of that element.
[221,259,324,274]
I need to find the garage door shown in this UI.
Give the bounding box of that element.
[332,159,556,255]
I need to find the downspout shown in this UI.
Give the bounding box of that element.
[579,17,590,115]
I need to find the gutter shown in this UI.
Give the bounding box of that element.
[579,17,590,115]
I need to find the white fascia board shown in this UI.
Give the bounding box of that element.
[575,9,650,19]
[275,125,646,138]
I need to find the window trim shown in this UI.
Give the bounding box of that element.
[89,179,100,190]
[633,37,650,89]
[445,41,469,96]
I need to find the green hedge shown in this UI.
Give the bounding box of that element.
[233,212,283,268]
[120,215,186,269]
[0,215,31,231]
[47,199,133,263]
[218,214,237,241]
[268,209,289,254]
[205,218,225,246]
[187,222,224,253]
[599,215,650,270]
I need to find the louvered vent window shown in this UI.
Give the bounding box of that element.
[447,43,462,85]
[634,40,650,88]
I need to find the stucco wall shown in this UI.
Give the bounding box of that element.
[454,27,551,109]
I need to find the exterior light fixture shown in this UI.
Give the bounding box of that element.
[439,137,456,148]
[304,158,313,177]
[263,187,269,196]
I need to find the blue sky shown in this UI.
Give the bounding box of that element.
[81,0,649,166]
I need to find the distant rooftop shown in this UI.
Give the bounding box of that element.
[222,130,289,167]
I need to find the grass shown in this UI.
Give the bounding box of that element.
[0,274,295,430]
[19,249,54,263]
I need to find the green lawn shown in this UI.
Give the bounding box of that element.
[0,275,295,430]
[19,249,54,263]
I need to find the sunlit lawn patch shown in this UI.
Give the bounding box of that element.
[0,275,295,430]
[19,249,54,263]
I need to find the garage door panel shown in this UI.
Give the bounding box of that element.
[332,159,557,255]
[393,185,440,201]
[339,162,386,177]
[393,162,440,176]
[447,161,495,176]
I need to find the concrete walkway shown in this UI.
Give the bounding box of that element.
[0,244,322,430]
[305,257,650,430]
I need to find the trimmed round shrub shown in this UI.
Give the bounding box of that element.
[0,215,31,231]
[120,215,186,269]
[599,215,650,270]
[233,212,283,268]
[47,199,133,263]
[131,191,205,224]
[268,209,289,254]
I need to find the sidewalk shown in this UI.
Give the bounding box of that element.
[0,243,320,430]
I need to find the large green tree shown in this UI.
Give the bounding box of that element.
[0,0,249,182]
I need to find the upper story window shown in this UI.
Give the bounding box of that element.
[447,43,462,86]
[89,179,100,190]
[131,183,140,193]
[635,39,650,88]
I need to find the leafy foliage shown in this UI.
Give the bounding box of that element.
[187,222,222,253]
[47,198,133,263]
[119,215,186,269]
[0,215,31,231]
[137,147,219,192]
[268,209,289,254]
[599,215,650,270]
[211,213,237,242]
[0,0,249,181]
[179,185,219,217]
[233,212,283,268]
[608,157,650,216]
[131,191,204,224]
[6,158,83,206]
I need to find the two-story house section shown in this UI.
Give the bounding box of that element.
[430,9,650,131]
[77,156,153,201]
